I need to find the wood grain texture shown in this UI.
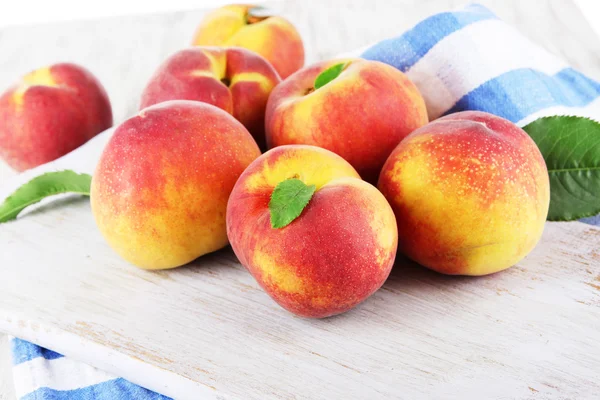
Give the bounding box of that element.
[0,200,599,399]
[1,0,600,399]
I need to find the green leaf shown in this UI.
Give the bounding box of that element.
[314,62,348,90]
[269,178,316,229]
[0,170,92,223]
[522,115,600,221]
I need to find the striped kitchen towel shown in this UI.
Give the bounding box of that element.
[361,3,600,127]
[10,338,171,399]
[360,2,600,226]
[8,3,600,400]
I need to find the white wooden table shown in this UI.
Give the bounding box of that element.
[1,0,599,399]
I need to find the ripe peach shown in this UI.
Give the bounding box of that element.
[0,63,112,171]
[378,111,550,276]
[265,58,428,183]
[227,145,398,318]
[192,4,304,79]
[91,101,260,270]
[140,46,280,148]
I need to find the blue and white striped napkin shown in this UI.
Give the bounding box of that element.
[10,338,171,399]
[360,2,600,226]
[362,3,600,127]
[8,3,600,399]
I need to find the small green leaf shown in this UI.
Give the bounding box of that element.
[314,62,348,90]
[269,178,316,229]
[522,115,600,221]
[0,170,92,223]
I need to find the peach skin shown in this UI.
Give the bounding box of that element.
[265,58,428,183]
[140,46,280,149]
[91,101,260,270]
[378,111,550,276]
[227,145,398,318]
[0,63,112,171]
[192,4,304,79]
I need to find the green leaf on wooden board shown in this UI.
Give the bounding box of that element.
[314,62,349,90]
[522,115,600,221]
[269,178,316,229]
[0,170,92,223]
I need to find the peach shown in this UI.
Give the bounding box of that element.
[0,63,112,171]
[91,101,260,270]
[140,46,280,149]
[378,111,550,276]
[192,4,304,79]
[226,145,398,318]
[265,58,428,183]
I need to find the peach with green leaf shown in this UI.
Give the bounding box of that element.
[226,145,398,318]
[191,4,304,79]
[265,58,428,183]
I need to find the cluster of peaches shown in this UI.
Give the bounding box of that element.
[0,5,550,318]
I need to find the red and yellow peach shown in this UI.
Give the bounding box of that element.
[227,145,398,318]
[378,111,550,276]
[140,46,280,148]
[0,63,112,171]
[265,58,428,183]
[192,4,304,79]
[91,100,260,270]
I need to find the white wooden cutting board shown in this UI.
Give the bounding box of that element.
[1,197,600,399]
[1,0,600,399]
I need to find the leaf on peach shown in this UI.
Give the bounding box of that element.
[269,178,316,229]
[314,62,349,90]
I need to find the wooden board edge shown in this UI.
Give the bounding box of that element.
[0,314,224,400]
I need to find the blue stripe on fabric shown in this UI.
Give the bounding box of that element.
[580,214,600,226]
[11,338,64,366]
[446,67,600,123]
[20,378,173,400]
[361,3,497,72]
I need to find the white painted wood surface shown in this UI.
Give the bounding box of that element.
[1,0,600,399]
[1,201,599,399]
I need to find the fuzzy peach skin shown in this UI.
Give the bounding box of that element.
[0,63,112,171]
[91,101,260,270]
[378,111,550,276]
[227,145,398,318]
[265,58,428,183]
[140,46,280,149]
[192,4,304,79]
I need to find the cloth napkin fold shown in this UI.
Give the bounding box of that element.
[6,3,600,399]
[10,338,170,400]
[361,3,600,126]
